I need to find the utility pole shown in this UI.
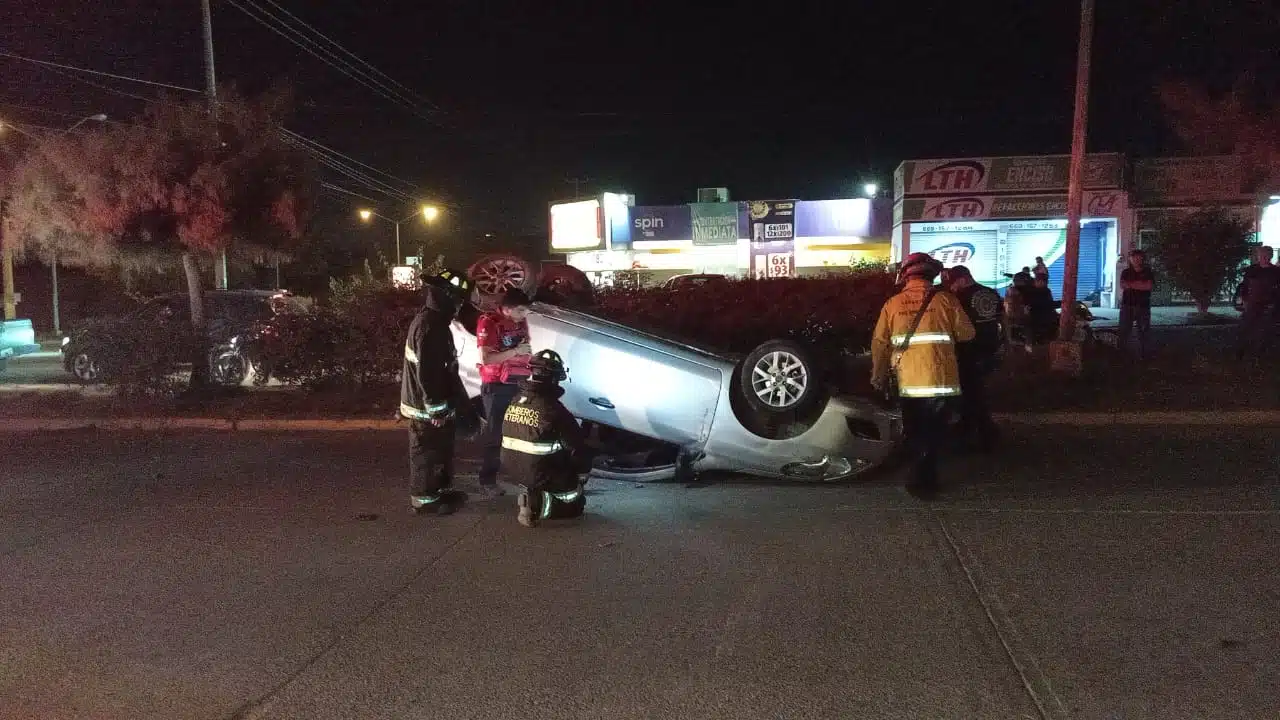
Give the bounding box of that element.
[51,252,60,334]
[1051,0,1095,375]
[1,199,13,320]
[201,0,228,289]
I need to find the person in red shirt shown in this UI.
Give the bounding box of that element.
[474,288,534,495]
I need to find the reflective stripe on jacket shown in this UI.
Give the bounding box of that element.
[872,279,976,398]
[501,437,564,455]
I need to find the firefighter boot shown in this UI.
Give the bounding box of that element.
[410,491,464,516]
[517,490,540,528]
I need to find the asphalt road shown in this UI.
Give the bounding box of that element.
[1,426,1277,720]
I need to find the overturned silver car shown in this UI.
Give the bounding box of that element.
[449,267,901,482]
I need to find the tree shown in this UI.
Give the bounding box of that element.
[1159,77,1280,192]
[5,86,318,393]
[1149,209,1254,314]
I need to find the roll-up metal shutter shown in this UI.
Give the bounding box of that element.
[1006,227,1104,300]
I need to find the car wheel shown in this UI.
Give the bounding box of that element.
[738,339,822,418]
[210,350,249,387]
[536,264,595,306]
[70,352,102,384]
[467,254,537,301]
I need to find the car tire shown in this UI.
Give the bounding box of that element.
[69,351,102,384]
[536,264,595,307]
[737,339,823,419]
[467,254,537,304]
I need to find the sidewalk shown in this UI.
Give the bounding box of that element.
[1088,305,1238,328]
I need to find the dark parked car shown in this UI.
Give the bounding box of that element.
[61,290,302,385]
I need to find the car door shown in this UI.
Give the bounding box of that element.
[542,316,723,447]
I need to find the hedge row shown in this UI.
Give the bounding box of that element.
[255,271,893,393]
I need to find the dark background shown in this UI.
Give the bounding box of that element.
[3,0,1278,237]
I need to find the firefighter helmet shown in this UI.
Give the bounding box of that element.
[900,252,943,280]
[422,267,472,302]
[527,349,568,385]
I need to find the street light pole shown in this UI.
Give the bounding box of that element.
[52,114,107,334]
[359,206,440,266]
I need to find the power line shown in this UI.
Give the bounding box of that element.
[281,133,411,198]
[257,0,433,109]
[0,51,201,93]
[39,63,157,103]
[279,128,419,192]
[320,182,383,203]
[224,0,437,121]
[298,145,413,201]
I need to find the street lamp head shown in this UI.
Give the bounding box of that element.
[89,114,108,122]
[358,209,373,221]
[422,205,440,222]
[862,182,879,198]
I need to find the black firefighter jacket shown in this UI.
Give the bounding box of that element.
[500,387,588,491]
[400,291,466,422]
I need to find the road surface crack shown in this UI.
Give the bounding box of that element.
[224,513,487,720]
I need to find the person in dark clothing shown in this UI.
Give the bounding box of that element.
[400,267,474,516]
[1024,275,1058,343]
[1235,245,1279,360]
[474,288,534,497]
[946,265,1003,452]
[1003,271,1033,349]
[1033,257,1049,284]
[1118,249,1155,359]
[500,350,592,527]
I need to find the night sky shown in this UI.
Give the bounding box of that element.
[3,0,1277,236]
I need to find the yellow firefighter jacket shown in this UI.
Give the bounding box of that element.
[871,278,976,398]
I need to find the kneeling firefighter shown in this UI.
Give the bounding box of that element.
[500,350,592,527]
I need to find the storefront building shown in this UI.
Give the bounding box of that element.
[548,191,892,286]
[892,153,1130,307]
[1127,155,1280,304]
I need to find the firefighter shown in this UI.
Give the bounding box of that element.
[401,267,474,516]
[500,349,591,528]
[945,264,1003,453]
[871,253,976,500]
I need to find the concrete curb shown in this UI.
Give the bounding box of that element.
[0,417,403,433]
[995,410,1280,426]
[2,411,1279,434]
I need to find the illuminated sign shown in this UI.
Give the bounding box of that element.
[550,199,603,251]
[390,266,419,289]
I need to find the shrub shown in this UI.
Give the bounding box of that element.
[93,321,195,398]
[1149,209,1254,313]
[267,274,421,389]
